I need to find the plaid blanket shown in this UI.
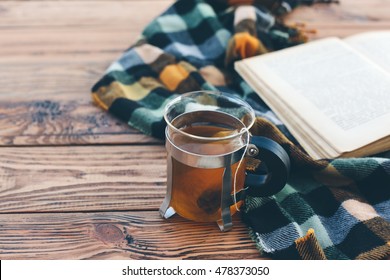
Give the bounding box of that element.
[92,0,390,259]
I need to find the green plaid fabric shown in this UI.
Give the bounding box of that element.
[246,120,390,259]
[92,0,390,259]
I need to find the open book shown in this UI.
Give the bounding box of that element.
[235,31,390,160]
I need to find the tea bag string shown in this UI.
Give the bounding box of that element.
[232,127,250,212]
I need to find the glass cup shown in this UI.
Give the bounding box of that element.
[160,91,290,231]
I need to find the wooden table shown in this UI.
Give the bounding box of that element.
[0,0,389,260]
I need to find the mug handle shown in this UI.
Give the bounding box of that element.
[243,136,290,197]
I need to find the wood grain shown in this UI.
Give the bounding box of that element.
[0,1,173,56]
[0,98,160,145]
[0,145,167,213]
[284,0,390,39]
[0,55,148,145]
[0,211,261,260]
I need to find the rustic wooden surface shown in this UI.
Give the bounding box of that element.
[0,0,389,259]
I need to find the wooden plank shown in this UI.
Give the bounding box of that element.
[0,54,160,145]
[0,54,159,146]
[0,211,262,259]
[0,1,173,56]
[1,0,387,57]
[0,98,161,145]
[0,145,166,213]
[0,1,172,28]
[1,0,388,29]
[285,0,390,24]
[0,28,140,56]
[284,1,390,39]
[0,0,388,28]
[0,0,388,57]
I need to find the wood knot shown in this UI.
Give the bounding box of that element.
[31,100,62,123]
[95,224,124,243]
[125,234,134,245]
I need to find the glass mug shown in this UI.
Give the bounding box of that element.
[160,91,290,231]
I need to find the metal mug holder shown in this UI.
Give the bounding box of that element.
[160,129,290,231]
[160,91,290,231]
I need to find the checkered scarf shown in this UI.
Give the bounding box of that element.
[92,0,390,259]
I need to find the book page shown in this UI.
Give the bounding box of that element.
[344,31,390,73]
[241,71,340,159]
[236,38,390,156]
